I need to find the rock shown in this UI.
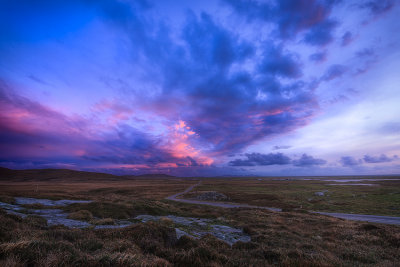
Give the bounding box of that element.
[1,198,132,229]
[134,214,250,245]
[176,228,192,239]
[315,192,324,196]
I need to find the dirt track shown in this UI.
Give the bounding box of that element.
[166,181,400,225]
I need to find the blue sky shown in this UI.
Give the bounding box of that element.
[0,0,399,176]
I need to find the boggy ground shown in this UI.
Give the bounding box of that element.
[0,169,399,266]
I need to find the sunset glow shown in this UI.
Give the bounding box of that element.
[1,0,399,176]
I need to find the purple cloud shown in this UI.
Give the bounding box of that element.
[309,51,327,62]
[0,0,398,176]
[223,0,339,45]
[341,31,353,46]
[272,145,292,150]
[229,152,291,166]
[304,19,338,46]
[322,64,347,81]
[292,154,326,167]
[340,156,362,167]
[363,154,397,163]
[230,152,326,167]
[359,0,396,17]
[258,44,302,78]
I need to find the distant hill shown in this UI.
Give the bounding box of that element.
[0,167,174,182]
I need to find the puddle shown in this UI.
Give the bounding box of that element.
[135,215,250,245]
[1,197,250,245]
[301,178,400,182]
[15,197,92,206]
[327,183,378,186]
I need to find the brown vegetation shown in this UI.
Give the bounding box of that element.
[68,210,93,221]
[0,202,399,266]
[0,169,399,266]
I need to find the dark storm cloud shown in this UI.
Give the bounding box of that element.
[309,51,327,62]
[258,44,302,78]
[229,152,327,167]
[303,19,338,46]
[272,145,292,150]
[223,0,340,45]
[363,154,397,163]
[356,48,375,58]
[340,156,361,166]
[359,0,396,17]
[341,31,353,46]
[37,1,316,157]
[322,64,347,81]
[0,0,323,174]
[292,154,327,167]
[229,153,291,166]
[182,12,254,69]
[108,10,317,155]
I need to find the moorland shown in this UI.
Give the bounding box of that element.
[0,167,399,266]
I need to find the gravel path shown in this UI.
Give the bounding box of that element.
[166,182,281,211]
[166,181,400,225]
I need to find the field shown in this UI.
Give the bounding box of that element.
[182,177,400,216]
[0,168,399,266]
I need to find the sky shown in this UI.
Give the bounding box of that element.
[1,0,400,176]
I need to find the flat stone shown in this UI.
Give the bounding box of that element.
[134,214,250,245]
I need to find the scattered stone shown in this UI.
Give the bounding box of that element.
[1,197,250,244]
[1,198,96,228]
[314,190,328,196]
[135,214,250,245]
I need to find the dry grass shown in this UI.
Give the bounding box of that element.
[0,204,399,266]
[91,218,115,225]
[0,178,196,202]
[185,177,400,216]
[67,210,93,221]
[0,170,399,266]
